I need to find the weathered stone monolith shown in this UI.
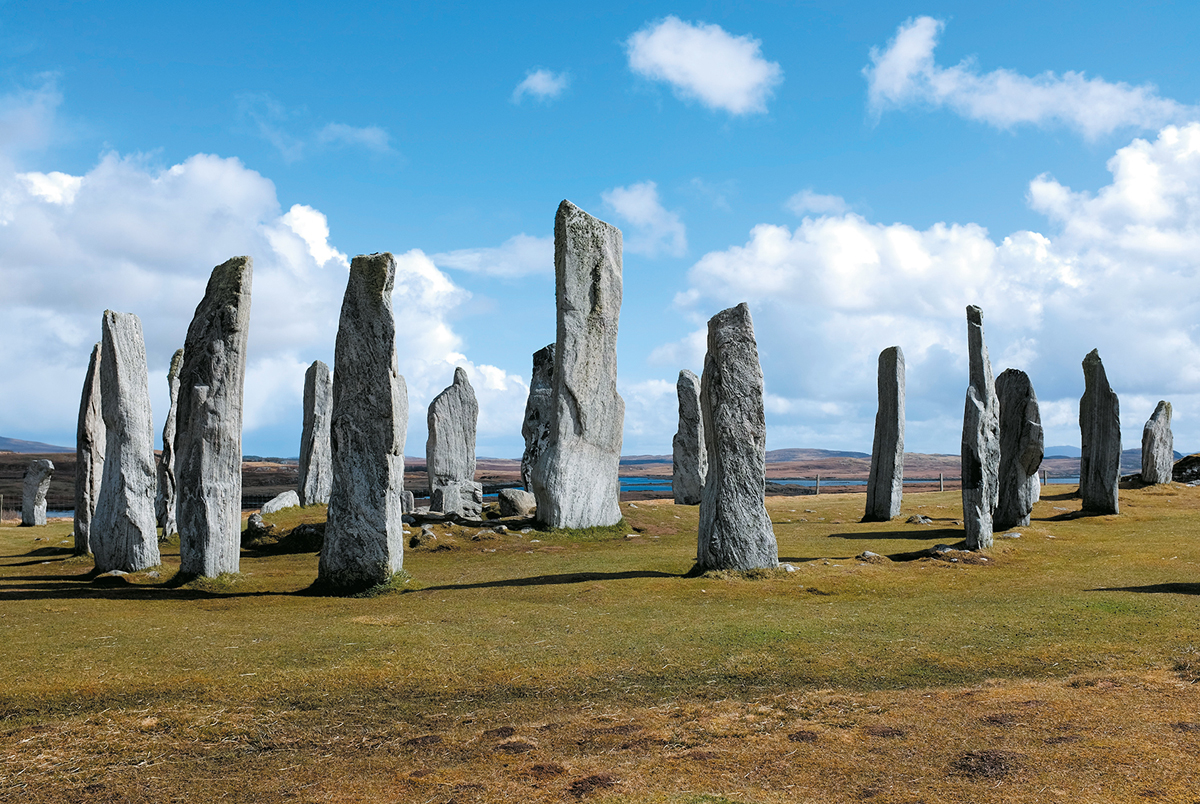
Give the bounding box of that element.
[520,344,555,491]
[672,369,707,505]
[176,257,253,578]
[298,360,333,505]
[21,459,53,526]
[155,348,184,539]
[426,367,481,517]
[1079,349,1120,514]
[530,201,624,529]
[1141,401,1173,485]
[319,253,407,589]
[91,311,160,573]
[961,305,1000,550]
[994,368,1043,530]
[864,346,905,522]
[697,303,778,570]
[74,343,105,552]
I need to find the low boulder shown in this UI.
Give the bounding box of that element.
[498,488,537,518]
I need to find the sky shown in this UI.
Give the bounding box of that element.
[4,1,1200,459]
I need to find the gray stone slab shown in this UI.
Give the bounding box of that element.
[672,369,706,505]
[298,359,333,505]
[995,368,1043,530]
[21,459,53,527]
[1079,349,1120,514]
[155,348,184,539]
[74,342,105,552]
[262,490,300,515]
[1141,400,1173,485]
[961,305,1000,550]
[864,346,905,522]
[426,367,480,517]
[520,344,555,492]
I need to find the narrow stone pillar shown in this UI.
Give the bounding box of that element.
[864,346,905,521]
[1141,401,1173,485]
[961,305,1000,550]
[155,348,184,539]
[426,367,481,517]
[319,253,407,590]
[697,303,778,570]
[1079,349,1121,513]
[672,369,706,505]
[994,368,1043,530]
[520,344,555,492]
[74,342,105,553]
[298,359,333,505]
[176,257,253,578]
[21,459,54,526]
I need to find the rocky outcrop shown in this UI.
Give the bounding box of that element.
[319,253,408,590]
[262,490,300,515]
[1079,349,1120,514]
[994,368,1043,530]
[1141,400,1173,485]
[21,459,54,527]
[864,346,905,522]
[672,369,706,505]
[176,257,253,578]
[530,201,624,529]
[498,487,537,518]
[426,367,481,517]
[520,344,555,491]
[91,311,160,573]
[697,303,778,570]
[155,348,184,539]
[961,306,1000,550]
[74,342,105,552]
[298,360,333,505]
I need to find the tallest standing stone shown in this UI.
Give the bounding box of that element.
[530,200,624,529]
[961,305,1000,550]
[176,257,253,578]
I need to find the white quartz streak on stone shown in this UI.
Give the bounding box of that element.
[1079,349,1121,514]
[74,342,105,552]
[994,368,1043,530]
[298,360,333,505]
[1141,400,1173,485]
[864,346,905,522]
[672,369,706,505]
[155,348,184,539]
[961,305,1000,550]
[21,459,53,527]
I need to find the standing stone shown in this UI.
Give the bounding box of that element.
[1079,349,1121,513]
[176,257,253,578]
[961,305,1000,550]
[697,303,778,570]
[21,459,54,526]
[402,490,415,514]
[298,360,333,505]
[864,346,905,522]
[319,253,407,590]
[155,348,184,539]
[426,367,481,517]
[1141,401,1173,485]
[520,344,555,491]
[74,343,105,552]
[91,311,160,573]
[994,368,1044,530]
[672,369,707,505]
[530,201,624,529]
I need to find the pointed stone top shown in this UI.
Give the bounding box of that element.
[1084,348,1103,365]
[966,304,983,324]
[309,358,329,372]
[556,199,620,235]
[679,368,699,384]
[710,302,754,331]
[168,348,185,377]
[453,366,470,386]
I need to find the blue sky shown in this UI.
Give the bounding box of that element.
[4,2,1200,458]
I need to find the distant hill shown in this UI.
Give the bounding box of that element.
[765,448,870,462]
[0,436,72,454]
[1044,445,1081,458]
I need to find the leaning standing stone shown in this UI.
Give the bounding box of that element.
[91,311,160,573]
[155,348,184,539]
[298,360,333,505]
[672,369,706,505]
[994,368,1043,530]
[530,201,624,529]
[176,257,253,578]
[961,305,1000,550]
[697,303,778,571]
[21,459,54,527]
[1141,401,1173,485]
[74,342,105,552]
[864,346,905,522]
[520,344,555,492]
[319,253,407,590]
[1079,349,1121,514]
[426,367,481,517]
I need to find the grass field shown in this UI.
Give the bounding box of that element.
[2,485,1199,803]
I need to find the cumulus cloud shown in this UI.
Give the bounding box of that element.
[512,69,570,103]
[432,233,552,278]
[786,189,848,217]
[626,16,782,115]
[865,16,1195,138]
[601,180,687,257]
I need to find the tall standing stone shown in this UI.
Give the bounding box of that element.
[298,360,333,505]
[864,346,905,522]
[74,343,105,553]
[672,369,706,505]
[961,305,1000,550]
[520,344,555,492]
[155,348,184,539]
[319,253,407,590]
[530,201,624,529]
[21,459,53,527]
[91,311,160,573]
[1141,401,1173,485]
[1079,349,1121,513]
[427,367,481,517]
[994,368,1043,530]
[176,257,253,578]
[697,303,778,570]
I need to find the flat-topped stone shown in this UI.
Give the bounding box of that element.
[864,346,905,522]
[21,459,54,527]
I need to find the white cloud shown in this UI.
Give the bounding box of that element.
[865,16,1195,138]
[786,189,848,217]
[0,75,61,155]
[239,94,394,161]
[316,123,392,153]
[601,180,687,257]
[432,233,552,278]
[512,69,570,103]
[626,16,782,115]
